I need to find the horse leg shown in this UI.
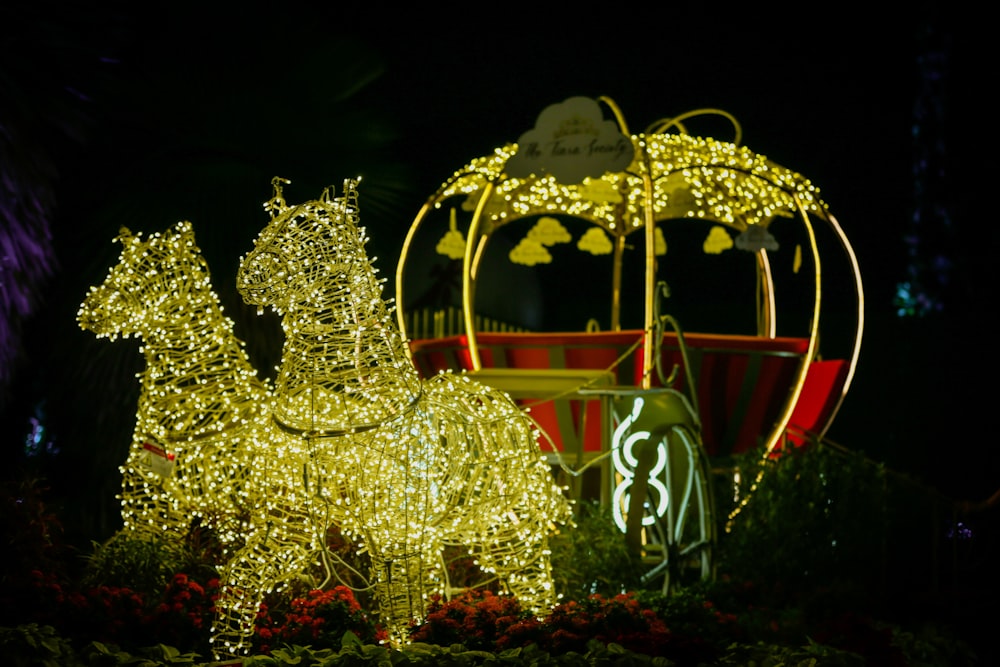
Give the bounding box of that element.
[371,542,444,646]
[210,505,318,659]
[118,455,191,543]
[476,529,558,617]
[177,437,254,554]
[506,540,557,615]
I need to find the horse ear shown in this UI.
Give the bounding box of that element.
[342,176,361,223]
[344,176,361,195]
[115,227,134,244]
[264,176,291,219]
[174,220,196,242]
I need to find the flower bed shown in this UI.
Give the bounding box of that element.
[0,445,984,666]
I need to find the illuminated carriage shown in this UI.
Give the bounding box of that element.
[395,97,864,592]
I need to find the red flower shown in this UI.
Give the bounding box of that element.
[252,585,381,652]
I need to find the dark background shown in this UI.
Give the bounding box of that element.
[1,2,989,545]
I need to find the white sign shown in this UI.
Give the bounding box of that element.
[139,441,176,477]
[506,97,635,184]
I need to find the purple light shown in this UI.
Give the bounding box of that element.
[947,522,973,540]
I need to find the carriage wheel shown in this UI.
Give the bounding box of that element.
[610,390,716,594]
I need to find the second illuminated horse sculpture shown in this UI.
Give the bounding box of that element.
[210,178,572,657]
[78,221,272,552]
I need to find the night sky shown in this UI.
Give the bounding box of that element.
[2,3,989,541]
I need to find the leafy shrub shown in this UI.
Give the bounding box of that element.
[146,573,220,656]
[548,500,645,597]
[0,623,83,667]
[253,585,385,654]
[634,585,740,663]
[66,582,148,644]
[33,571,219,655]
[81,528,222,600]
[717,442,889,597]
[0,474,75,628]
[537,592,670,657]
[0,448,981,665]
[409,590,672,658]
[408,589,537,651]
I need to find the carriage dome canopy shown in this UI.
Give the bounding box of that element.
[427,100,828,238]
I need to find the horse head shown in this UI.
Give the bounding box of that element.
[237,177,365,318]
[78,221,209,340]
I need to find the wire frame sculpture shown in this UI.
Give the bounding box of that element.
[209,178,572,658]
[77,221,272,551]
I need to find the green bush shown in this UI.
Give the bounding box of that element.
[0,453,980,665]
[81,528,222,600]
[548,500,645,598]
[0,623,84,667]
[716,442,889,600]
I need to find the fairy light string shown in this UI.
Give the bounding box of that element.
[209,178,572,658]
[77,221,272,552]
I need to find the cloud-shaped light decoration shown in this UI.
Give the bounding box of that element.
[509,237,553,266]
[703,226,734,254]
[506,96,635,184]
[577,227,613,255]
[654,227,667,256]
[527,216,572,246]
[436,208,466,259]
[735,224,780,251]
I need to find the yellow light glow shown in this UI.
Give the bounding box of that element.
[77,221,273,553]
[210,178,572,658]
[431,131,823,239]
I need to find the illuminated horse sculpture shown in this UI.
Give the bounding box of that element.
[78,221,272,552]
[210,178,572,657]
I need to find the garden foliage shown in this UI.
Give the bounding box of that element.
[0,443,982,665]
